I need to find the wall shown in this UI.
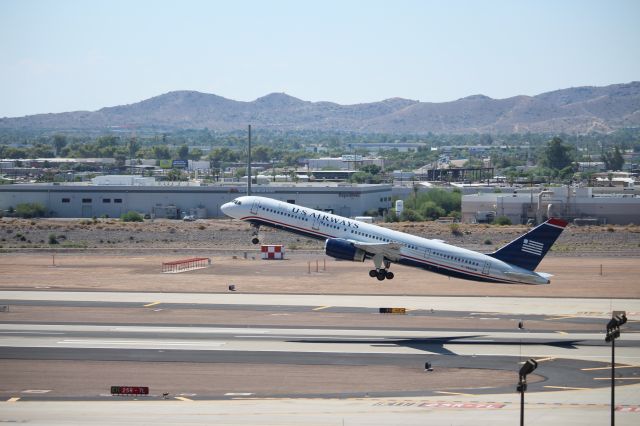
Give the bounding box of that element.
[0,183,392,219]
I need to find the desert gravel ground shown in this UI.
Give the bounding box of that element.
[0,254,638,298]
[0,217,638,297]
[1,217,639,255]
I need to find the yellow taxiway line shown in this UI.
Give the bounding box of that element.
[533,357,555,363]
[174,396,193,402]
[143,302,162,307]
[545,315,579,321]
[581,365,636,371]
[312,306,331,311]
[6,397,20,403]
[544,386,590,391]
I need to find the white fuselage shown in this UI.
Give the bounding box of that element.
[221,196,551,285]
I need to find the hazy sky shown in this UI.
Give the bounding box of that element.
[1,0,639,117]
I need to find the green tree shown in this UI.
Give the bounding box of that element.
[30,143,55,158]
[177,145,189,160]
[52,134,67,156]
[360,164,382,175]
[152,145,172,160]
[602,146,625,171]
[350,171,375,183]
[167,169,187,181]
[94,136,120,157]
[540,137,573,171]
[128,138,140,159]
[208,147,239,165]
[188,148,204,160]
[252,146,272,163]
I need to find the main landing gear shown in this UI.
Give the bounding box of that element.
[369,254,394,281]
[251,223,260,245]
[369,269,394,281]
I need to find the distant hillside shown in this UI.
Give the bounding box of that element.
[1,82,639,134]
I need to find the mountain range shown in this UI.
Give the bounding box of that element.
[1,82,639,134]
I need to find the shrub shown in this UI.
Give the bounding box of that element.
[484,239,493,245]
[384,210,399,223]
[400,208,424,222]
[121,211,143,222]
[449,223,463,236]
[48,233,59,244]
[363,208,380,217]
[15,202,46,218]
[493,216,512,226]
[419,201,446,220]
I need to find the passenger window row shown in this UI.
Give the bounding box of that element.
[433,251,480,266]
[260,206,310,222]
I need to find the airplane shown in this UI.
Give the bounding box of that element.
[221,195,568,285]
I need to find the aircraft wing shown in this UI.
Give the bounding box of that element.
[350,241,403,261]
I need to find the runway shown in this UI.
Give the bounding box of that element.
[1,290,639,403]
[2,290,638,317]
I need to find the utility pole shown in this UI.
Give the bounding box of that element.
[605,311,627,426]
[247,124,252,196]
[517,359,538,426]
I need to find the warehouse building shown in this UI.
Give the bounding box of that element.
[462,186,640,225]
[0,178,392,219]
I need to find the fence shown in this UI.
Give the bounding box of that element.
[161,257,210,273]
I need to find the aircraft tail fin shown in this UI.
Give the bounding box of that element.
[488,218,568,271]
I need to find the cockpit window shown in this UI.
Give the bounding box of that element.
[233,199,242,205]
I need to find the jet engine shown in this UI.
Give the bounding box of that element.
[324,238,366,262]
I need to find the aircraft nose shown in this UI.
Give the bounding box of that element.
[221,202,234,216]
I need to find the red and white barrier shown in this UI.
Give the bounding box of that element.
[261,245,284,260]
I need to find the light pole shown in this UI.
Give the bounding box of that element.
[605,311,627,426]
[517,358,538,426]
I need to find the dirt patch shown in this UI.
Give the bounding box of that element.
[0,253,638,298]
[0,359,528,398]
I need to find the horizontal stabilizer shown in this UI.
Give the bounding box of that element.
[488,218,568,271]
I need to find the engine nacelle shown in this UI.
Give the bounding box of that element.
[325,238,366,262]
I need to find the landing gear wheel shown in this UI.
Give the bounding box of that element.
[251,237,260,245]
[385,271,394,280]
[376,270,386,281]
[369,269,378,278]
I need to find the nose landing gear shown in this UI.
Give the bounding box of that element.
[250,223,261,245]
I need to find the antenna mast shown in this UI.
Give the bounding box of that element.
[247,124,252,196]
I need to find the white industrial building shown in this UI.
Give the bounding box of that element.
[0,179,392,219]
[462,186,640,225]
[307,156,385,171]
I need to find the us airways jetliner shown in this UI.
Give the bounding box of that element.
[221,196,568,285]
